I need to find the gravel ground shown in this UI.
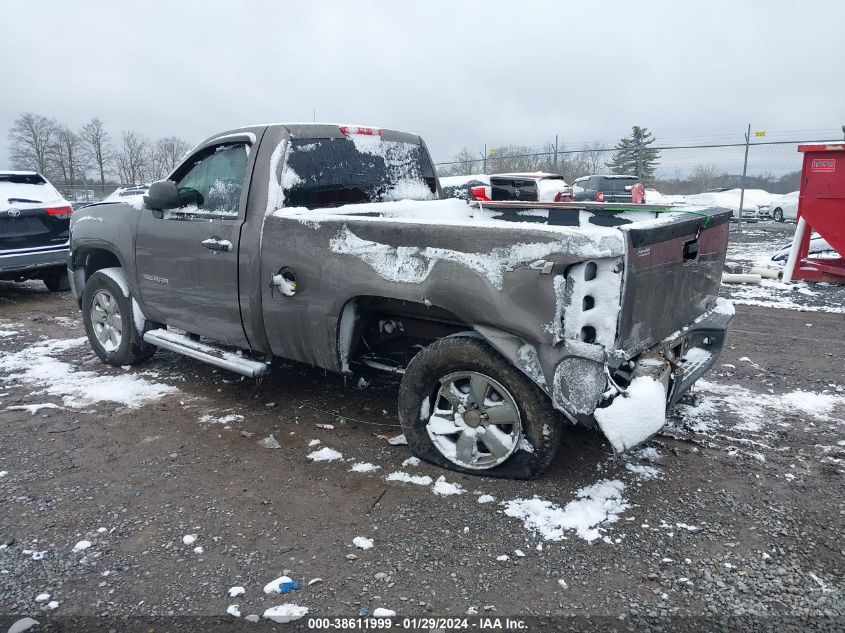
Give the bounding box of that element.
[0,223,843,631]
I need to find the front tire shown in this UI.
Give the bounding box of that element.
[398,336,562,479]
[81,270,155,366]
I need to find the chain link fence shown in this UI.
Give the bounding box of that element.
[434,138,842,196]
[57,183,142,205]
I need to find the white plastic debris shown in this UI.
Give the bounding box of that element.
[263,575,292,595]
[387,434,408,446]
[257,434,281,449]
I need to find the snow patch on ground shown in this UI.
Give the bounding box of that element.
[432,475,464,496]
[349,462,381,473]
[504,479,629,542]
[386,471,432,486]
[0,337,177,409]
[307,447,343,462]
[352,536,374,550]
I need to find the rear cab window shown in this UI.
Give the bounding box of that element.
[600,176,639,191]
[282,136,437,209]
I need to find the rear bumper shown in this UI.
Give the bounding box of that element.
[0,246,68,279]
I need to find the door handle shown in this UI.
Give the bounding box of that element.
[202,237,233,252]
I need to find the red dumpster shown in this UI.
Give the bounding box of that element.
[782,143,845,283]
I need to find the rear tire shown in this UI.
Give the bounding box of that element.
[42,272,70,292]
[773,208,784,222]
[81,270,155,366]
[398,336,562,479]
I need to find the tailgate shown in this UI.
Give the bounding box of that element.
[616,208,732,355]
[0,206,70,251]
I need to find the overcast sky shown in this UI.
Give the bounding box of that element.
[3,0,843,173]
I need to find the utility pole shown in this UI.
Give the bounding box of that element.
[554,134,559,173]
[738,123,751,233]
[480,144,487,173]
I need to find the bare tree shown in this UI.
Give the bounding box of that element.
[581,141,609,175]
[80,117,112,187]
[114,130,149,185]
[8,112,59,175]
[51,125,88,185]
[148,136,192,181]
[688,162,720,192]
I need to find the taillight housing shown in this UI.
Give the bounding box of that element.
[45,205,73,219]
[339,125,382,137]
[595,191,605,202]
[469,186,490,201]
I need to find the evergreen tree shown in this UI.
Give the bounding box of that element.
[606,126,660,184]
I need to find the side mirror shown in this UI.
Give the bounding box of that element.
[144,180,181,210]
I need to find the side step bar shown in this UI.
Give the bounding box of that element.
[143,329,269,378]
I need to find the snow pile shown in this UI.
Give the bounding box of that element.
[594,376,667,453]
[352,536,374,550]
[432,476,464,496]
[503,479,629,542]
[72,540,92,553]
[477,494,495,504]
[182,534,197,545]
[263,604,309,623]
[228,586,245,597]
[307,447,343,462]
[386,471,433,486]
[372,608,396,617]
[0,337,177,409]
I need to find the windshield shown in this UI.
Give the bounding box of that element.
[0,173,61,208]
[283,137,437,209]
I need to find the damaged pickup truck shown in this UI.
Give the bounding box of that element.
[68,123,733,478]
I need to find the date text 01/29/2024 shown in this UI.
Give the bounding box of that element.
[306,617,528,630]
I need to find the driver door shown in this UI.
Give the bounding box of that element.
[135,142,251,347]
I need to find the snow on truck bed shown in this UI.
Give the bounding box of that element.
[271,200,709,290]
[273,198,694,234]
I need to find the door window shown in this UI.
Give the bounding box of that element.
[174,143,249,217]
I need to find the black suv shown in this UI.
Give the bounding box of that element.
[1,171,73,291]
[572,174,641,203]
